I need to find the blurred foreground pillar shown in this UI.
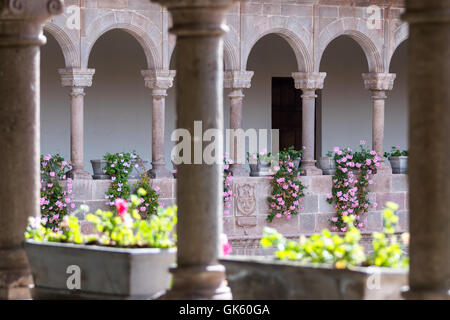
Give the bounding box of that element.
[0,0,63,299]
[402,0,450,299]
[152,0,237,299]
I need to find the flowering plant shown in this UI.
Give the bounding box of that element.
[40,154,73,230]
[261,202,409,269]
[283,146,303,161]
[133,174,161,219]
[247,149,273,164]
[223,154,233,216]
[326,142,381,231]
[104,151,139,209]
[384,146,408,157]
[26,189,177,249]
[368,201,409,268]
[267,148,306,222]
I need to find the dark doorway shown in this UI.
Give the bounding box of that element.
[272,77,303,151]
[272,77,322,157]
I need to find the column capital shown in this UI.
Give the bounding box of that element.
[224,70,254,89]
[153,0,237,36]
[0,0,63,46]
[141,69,176,91]
[362,73,396,91]
[292,72,326,90]
[59,68,95,88]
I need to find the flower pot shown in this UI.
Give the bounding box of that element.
[388,156,408,174]
[249,160,272,177]
[91,159,149,180]
[319,157,336,175]
[25,240,176,300]
[221,256,407,300]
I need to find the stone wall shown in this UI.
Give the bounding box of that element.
[67,174,409,254]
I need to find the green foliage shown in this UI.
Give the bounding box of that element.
[325,151,334,158]
[367,201,409,268]
[25,195,177,249]
[327,143,381,231]
[384,146,408,158]
[282,146,303,161]
[267,147,306,222]
[247,150,273,163]
[40,154,73,230]
[261,202,409,269]
[262,215,366,268]
[133,176,161,219]
[104,152,136,207]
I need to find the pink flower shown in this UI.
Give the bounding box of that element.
[114,198,128,216]
[366,159,372,165]
[49,172,55,177]
[221,234,232,256]
[154,186,160,192]
[331,217,338,222]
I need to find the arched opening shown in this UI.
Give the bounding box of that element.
[246,34,301,153]
[41,31,69,159]
[86,29,150,173]
[387,40,408,150]
[319,35,370,154]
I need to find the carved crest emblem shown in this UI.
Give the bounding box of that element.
[235,183,256,216]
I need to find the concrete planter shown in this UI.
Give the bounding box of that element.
[25,240,176,300]
[388,156,408,174]
[249,160,273,177]
[91,159,149,180]
[221,256,407,300]
[319,157,336,175]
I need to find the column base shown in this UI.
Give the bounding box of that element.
[402,286,450,300]
[300,160,322,176]
[161,264,232,300]
[66,169,92,180]
[148,164,173,179]
[0,248,33,300]
[230,164,249,176]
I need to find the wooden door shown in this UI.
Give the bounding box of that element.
[272,77,303,151]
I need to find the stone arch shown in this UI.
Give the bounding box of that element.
[223,38,239,71]
[388,22,409,71]
[83,11,161,69]
[318,18,384,73]
[243,27,313,72]
[44,22,78,67]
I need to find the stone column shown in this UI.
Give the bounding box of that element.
[224,70,254,176]
[292,72,326,176]
[152,0,235,299]
[402,0,450,300]
[363,73,396,174]
[0,0,63,299]
[142,70,176,178]
[59,68,95,180]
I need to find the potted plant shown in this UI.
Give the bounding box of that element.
[221,202,409,300]
[24,189,177,300]
[384,146,408,174]
[247,150,274,177]
[282,146,303,170]
[319,151,336,175]
[91,152,148,179]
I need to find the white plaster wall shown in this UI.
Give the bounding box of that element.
[41,32,408,173]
